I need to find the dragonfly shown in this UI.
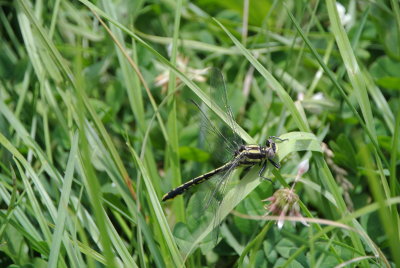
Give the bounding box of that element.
[162,68,287,221]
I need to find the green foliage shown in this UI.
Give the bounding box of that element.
[0,0,399,267]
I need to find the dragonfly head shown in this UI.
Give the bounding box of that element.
[266,136,288,154]
[265,139,270,147]
[265,138,277,151]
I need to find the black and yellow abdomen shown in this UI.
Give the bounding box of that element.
[162,162,234,201]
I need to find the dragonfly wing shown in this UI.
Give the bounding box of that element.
[209,68,243,149]
[202,157,242,243]
[191,100,237,162]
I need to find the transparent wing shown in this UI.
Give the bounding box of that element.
[209,68,243,149]
[202,157,242,243]
[192,100,237,162]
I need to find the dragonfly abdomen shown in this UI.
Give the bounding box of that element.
[162,162,234,201]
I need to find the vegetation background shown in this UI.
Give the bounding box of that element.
[0,0,399,267]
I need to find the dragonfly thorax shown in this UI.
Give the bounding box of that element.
[234,139,277,159]
[233,144,270,166]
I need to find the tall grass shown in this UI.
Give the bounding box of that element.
[0,0,399,267]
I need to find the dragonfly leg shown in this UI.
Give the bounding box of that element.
[258,161,272,182]
[268,158,280,169]
[269,136,288,142]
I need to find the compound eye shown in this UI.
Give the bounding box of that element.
[265,139,270,147]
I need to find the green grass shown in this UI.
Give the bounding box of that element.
[0,0,399,267]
